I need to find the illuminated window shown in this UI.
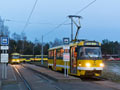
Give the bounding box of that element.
[49,50,54,59]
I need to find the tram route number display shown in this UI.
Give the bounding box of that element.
[63,53,70,61]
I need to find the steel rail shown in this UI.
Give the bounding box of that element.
[13,66,32,90]
[21,65,63,90]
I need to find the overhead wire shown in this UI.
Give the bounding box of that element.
[4,0,96,36]
[4,18,71,26]
[21,0,38,54]
[43,0,97,38]
[75,0,96,15]
[22,0,38,32]
[43,19,68,37]
[5,19,27,23]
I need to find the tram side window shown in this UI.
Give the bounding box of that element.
[61,49,64,58]
[12,55,19,59]
[49,50,54,59]
[56,49,63,59]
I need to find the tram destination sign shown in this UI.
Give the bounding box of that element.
[84,42,99,46]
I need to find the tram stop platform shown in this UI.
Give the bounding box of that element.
[0,64,24,90]
[22,63,81,82]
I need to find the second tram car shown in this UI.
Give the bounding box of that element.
[34,55,48,61]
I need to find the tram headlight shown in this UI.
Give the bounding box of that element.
[79,62,81,66]
[100,63,104,67]
[86,63,91,67]
[17,59,19,62]
[79,63,81,66]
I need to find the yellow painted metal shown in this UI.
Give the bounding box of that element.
[95,73,100,76]
[11,59,20,63]
[77,60,103,76]
[77,60,103,67]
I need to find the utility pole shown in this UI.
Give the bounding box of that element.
[33,45,35,61]
[71,18,73,41]
[41,35,43,65]
[68,15,82,42]
[21,32,26,54]
[33,38,38,61]
[22,40,24,54]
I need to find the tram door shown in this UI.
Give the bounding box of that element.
[53,50,56,70]
[70,47,77,74]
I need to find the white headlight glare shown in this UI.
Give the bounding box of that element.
[100,63,104,67]
[86,63,90,67]
[79,63,81,66]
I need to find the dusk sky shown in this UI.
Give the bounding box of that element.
[0,0,120,43]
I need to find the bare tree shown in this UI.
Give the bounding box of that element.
[12,32,21,41]
[0,17,10,37]
[49,38,63,47]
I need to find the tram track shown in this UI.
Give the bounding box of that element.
[13,65,32,90]
[13,64,63,90]
[21,64,63,90]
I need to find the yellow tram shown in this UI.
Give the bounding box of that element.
[23,55,33,62]
[48,40,104,77]
[20,55,48,62]
[20,55,26,62]
[34,55,48,61]
[11,53,48,63]
[11,53,21,64]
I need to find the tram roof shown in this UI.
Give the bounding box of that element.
[11,53,20,55]
[20,55,34,56]
[48,45,64,50]
[49,40,101,50]
[35,55,48,56]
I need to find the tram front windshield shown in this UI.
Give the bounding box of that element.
[79,47,102,59]
[12,55,19,59]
